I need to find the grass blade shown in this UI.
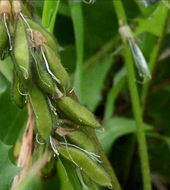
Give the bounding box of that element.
[69,0,84,101]
[42,0,60,33]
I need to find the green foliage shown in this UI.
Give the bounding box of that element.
[97,117,152,154]
[0,0,170,189]
[0,75,27,145]
[0,141,21,190]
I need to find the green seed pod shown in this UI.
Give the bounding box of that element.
[41,156,56,178]
[0,17,8,55]
[32,142,45,163]
[56,96,101,128]
[13,16,32,90]
[31,51,57,97]
[29,86,52,140]
[57,144,112,188]
[26,18,58,53]
[42,43,71,91]
[12,71,26,108]
[67,130,96,153]
[80,170,99,190]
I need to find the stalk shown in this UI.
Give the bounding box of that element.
[113,1,152,189]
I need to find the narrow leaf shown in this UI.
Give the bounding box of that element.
[69,0,84,101]
[0,141,21,190]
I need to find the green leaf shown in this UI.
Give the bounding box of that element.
[0,74,7,95]
[42,0,61,33]
[0,57,13,83]
[61,159,82,190]
[97,117,152,153]
[104,67,126,121]
[135,0,158,17]
[135,2,169,37]
[81,56,114,111]
[56,159,72,190]
[0,140,21,190]
[69,1,84,101]
[0,81,27,145]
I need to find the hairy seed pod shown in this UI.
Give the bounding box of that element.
[80,170,99,190]
[41,156,56,178]
[67,130,96,153]
[0,17,8,55]
[57,144,112,187]
[26,18,58,53]
[32,142,45,163]
[31,51,57,97]
[29,86,52,140]
[13,16,32,90]
[42,43,71,91]
[12,71,26,108]
[56,96,101,128]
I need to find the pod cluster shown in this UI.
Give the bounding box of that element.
[0,0,112,189]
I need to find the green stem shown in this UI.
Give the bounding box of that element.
[113,1,152,189]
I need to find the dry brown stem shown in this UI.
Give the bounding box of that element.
[11,104,34,190]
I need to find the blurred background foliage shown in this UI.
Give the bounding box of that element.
[0,0,170,189]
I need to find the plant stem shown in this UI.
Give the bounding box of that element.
[113,1,152,189]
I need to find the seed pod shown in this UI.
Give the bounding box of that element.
[13,16,32,90]
[57,144,112,187]
[31,51,57,97]
[0,17,8,54]
[41,156,56,178]
[29,86,52,140]
[26,18,58,53]
[80,170,99,190]
[12,71,26,108]
[67,130,96,153]
[32,142,45,163]
[56,96,101,128]
[42,44,71,91]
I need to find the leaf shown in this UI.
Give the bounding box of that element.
[97,117,152,153]
[61,159,82,190]
[0,57,13,83]
[81,56,114,111]
[104,67,126,121]
[0,80,27,145]
[0,74,7,95]
[135,2,169,37]
[0,140,21,190]
[42,0,61,33]
[135,0,158,17]
[69,1,84,101]
[56,159,73,190]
